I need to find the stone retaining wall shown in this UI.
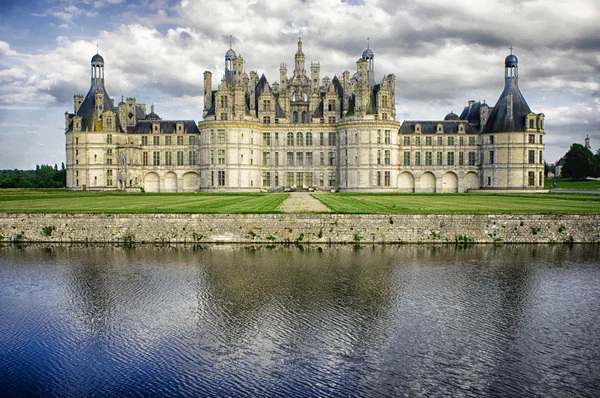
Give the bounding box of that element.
[1,213,598,244]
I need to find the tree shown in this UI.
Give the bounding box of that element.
[561,143,597,180]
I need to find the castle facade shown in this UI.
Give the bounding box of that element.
[65,40,545,192]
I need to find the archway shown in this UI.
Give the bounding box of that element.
[144,172,160,192]
[397,172,415,192]
[464,172,479,191]
[182,172,200,192]
[164,172,177,192]
[420,172,436,193]
[442,172,458,193]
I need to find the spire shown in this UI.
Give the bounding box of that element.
[294,37,305,73]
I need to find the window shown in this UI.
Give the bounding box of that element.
[106,134,112,144]
[377,150,381,165]
[528,134,535,144]
[306,152,313,166]
[296,172,304,187]
[385,150,391,165]
[320,132,325,146]
[328,100,335,112]
[297,132,303,146]
[220,96,228,108]
[218,170,225,186]
[384,171,391,187]
[320,152,325,166]
[447,152,455,166]
[377,131,381,144]
[459,152,464,166]
[211,171,214,186]
[153,136,160,145]
[469,136,476,145]
[403,136,410,146]
[107,148,113,156]
[274,133,279,146]
[425,136,432,146]
[306,172,312,187]
[539,151,543,164]
[177,136,183,145]
[189,151,196,165]
[487,176,492,186]
[177,151,184,166]
[459,136,464,146]
[437,136,443,145]
[210,131,214,144]
[328,172,336,186]
[489,135,495,145]
[218,149,225,165]
[263,100,271,112]
[189,136,196,145]
[539,171,543,187]
[415,136,421,145]
[263,116,271,124]
[468,152,477,166]
[328,151,336,166]
[262,132,271,146]
[262,172,271,187]
[539,135,543,144]
[296,152,304,166]
[328,116,336,124]
[528,171,535,186]
[437,152,443,166]
[328,132,336,146]
[287,152,294,166]
[218,130,225,144]
[165,151,172,166]
[306,132,313,146]
[275,172,279,186]
[415,152,421,166]
[165,136,172,145]
[210,150,215,164]
[107,170,113,186]
[153,151,160,166]
[287,132,294,146]
[529,119,535,129]
[528,150,535,164]
[141,136,148,146]
[425,151,433,166]
[381,96,388,108]
[403,151,410,166]
[489,151,494,164]
[262,152,270,166]
[292,111,298,124]
[376,171,381,186]
[275,152,279,166]
[385,130,391,144]
[142,151,148,166]
[448,136,455,146]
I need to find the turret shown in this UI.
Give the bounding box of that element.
[203,71,212,118]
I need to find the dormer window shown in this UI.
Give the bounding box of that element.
[415,124,421,133]
[437,124,443,133]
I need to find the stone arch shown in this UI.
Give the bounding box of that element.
[144,172,160,193]
[164,172,177,192]
[420,172,436,193]
[397,172,415,192]
[464,172,479,191]
[182,172,200,192]
[442,172,458,193]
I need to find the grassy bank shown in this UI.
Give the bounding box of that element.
[544,178,600,190]
[0,190,288,214]
[313,193,600,214]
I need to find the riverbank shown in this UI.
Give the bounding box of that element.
[1,213,598,244]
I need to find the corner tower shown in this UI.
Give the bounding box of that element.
[481,51,545,189]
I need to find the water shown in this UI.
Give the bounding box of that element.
[1,244,599,397]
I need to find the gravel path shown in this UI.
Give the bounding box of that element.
[279,192,331,213]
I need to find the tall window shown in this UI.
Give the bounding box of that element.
[384,171,390,187]
[489,151,494,164]
[189,151,196,165]
[328,132,336,146]
[468,152,477,166]
[403,151,410,166]
[177,136,184,145]
[142,151,148,166]
[539,151,543,164]
[262,152,270,166]
[292,111,298,124]
[385,130,391,144]
[296,152,304,166]
[177,151,183,166]
[153,136,160,145]
[377,150,381,165]
[403,136,410,146]
[153,151,160,166]
[425,136,432,146]
[263,132,271,146]
[528,171,535,186]
[459,152,464,166]
[218,130,225,144]
[469,136,476,145]
[437,136,443,145]
[425,151,433,166]
[218,170,225,186]
[165,151,172,166]
[306,132,313,146]
[306,152,313,166]
[320,132,325,146]
[275,152,279,166]
[320,152,325,166]
[447,136,454,145]
[385,150,391,165]
[297,132,303,146]
[141,136,148,145]
[106,134,112,144]
[447,151,454,166]
[437,152,443,165]
[528,150,535,164]
[287,152,294,166]
[376,171,381,186]
[287,132,294,146]
[263,100,271,112]
[415,152,421,166]
[262,172,271,187]
[189,136,196,145]
[415,136,421,145]
[218,149,225,165]
[274,132,279,146]
[165,136,172,145]
[328,151,336,166]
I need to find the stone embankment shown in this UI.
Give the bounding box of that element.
[1,213,598,244]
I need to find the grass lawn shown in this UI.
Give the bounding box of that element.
[313,193,600,214]
[545,178,600,190]
[0,189,288,214]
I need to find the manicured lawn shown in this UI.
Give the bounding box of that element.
[313,193,600,214]
[545,178,600,190]
[0,190,288,214]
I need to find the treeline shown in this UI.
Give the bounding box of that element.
[0,164,66,188]
[560,144,600,180]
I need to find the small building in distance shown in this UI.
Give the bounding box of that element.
[65,42,545,192]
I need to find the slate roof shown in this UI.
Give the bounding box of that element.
[399,121,477,135]
[127,120,200,134]
[482,77,532,134]
[76,79,114,132]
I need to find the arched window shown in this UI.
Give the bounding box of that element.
[292,111,298,124]
[287,132,294,146]
[306,132,313,146]
[301,111,308,123]
[297,132,303,146]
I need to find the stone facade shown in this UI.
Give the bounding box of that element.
[1,214,598,244]
[65,43,544,193]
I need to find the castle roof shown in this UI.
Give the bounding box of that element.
[482,78,532,134]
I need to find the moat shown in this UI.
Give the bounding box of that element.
[1,244,599,397]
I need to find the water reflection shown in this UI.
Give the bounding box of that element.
[0,244,599,397]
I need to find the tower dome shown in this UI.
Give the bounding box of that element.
[505,54,518,68]
[444,111,460,121]
[362,48,374,60]
[145,104,160,120]
[91,53,104,63]
[225,48,236,60]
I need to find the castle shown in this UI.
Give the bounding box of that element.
[65,40,545,192]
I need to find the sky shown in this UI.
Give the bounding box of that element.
[0,0,598,169]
